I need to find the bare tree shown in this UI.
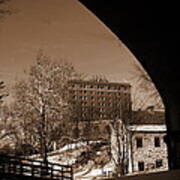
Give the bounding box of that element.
[78,103,101,145]
[0,82,10,141]
[0,0,11,20]
[131,62,164,110]
[70,101,82,140]
[106,95,129,177]
[109,119,129,177]
[12,53,80,163]
[0,105,20,153]
[0,1,12,140]
[0,83,17,155]
[0,81,7,104]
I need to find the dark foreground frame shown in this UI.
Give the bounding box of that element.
[79,0,180,170]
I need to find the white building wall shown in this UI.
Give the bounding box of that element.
[131,132,168,172]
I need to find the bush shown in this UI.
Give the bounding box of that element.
[0,144,14,155]
[15,143,38,156]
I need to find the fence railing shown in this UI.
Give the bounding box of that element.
[0,154,73,180]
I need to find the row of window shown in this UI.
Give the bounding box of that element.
[136,136,161,148]
[80,108,112,113]
[72,95,128,102]
[70,90,129,96]
[73,95,112,100]
[138,159,163,171]
[70,84,129,91]
[81,102,121,107]
[80,113,123,120]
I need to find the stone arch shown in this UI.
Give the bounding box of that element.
[79,0,180,169]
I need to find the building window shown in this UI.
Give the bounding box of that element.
[154,137,160,147]
[138,161,144,171]
[136,137,143,148]
[156,159,163,168]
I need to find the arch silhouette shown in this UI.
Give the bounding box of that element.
[79,0,180,169]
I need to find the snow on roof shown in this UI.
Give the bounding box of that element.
[128,125,167,132]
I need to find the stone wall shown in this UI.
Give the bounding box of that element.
[131,132,168,172]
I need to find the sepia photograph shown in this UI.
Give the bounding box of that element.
[0,0,179,180]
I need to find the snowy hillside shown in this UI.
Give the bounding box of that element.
[30,141,114,180]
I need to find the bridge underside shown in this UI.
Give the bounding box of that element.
[79,0,180,170]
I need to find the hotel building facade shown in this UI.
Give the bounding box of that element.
[68,79,132,122]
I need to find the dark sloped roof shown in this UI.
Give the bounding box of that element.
[130,110,165,125]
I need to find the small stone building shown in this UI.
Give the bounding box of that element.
[128,107,168,173]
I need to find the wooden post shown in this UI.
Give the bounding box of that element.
[20,163,23,175]
[8,162,11,173]
[50,165,54,179]
[31,162,34,177]
[13,162,16,174]
[71,166,73,180]
[61,167,64,180]
[1,163,5,173]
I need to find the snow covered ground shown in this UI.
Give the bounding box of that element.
[27,141,167,180]
[74,161,114,180]
[29,141,114,180]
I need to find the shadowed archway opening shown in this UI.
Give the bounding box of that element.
[79,0,180,170]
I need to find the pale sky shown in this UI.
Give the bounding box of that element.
[0,0,139,83]
[0,0,157,108]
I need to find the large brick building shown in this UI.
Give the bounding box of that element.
[68,79,132,121]
[68,79,168,175]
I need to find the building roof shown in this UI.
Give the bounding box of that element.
[68,79,131,87]
[130,110,165,125]
[128,125,167,132]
